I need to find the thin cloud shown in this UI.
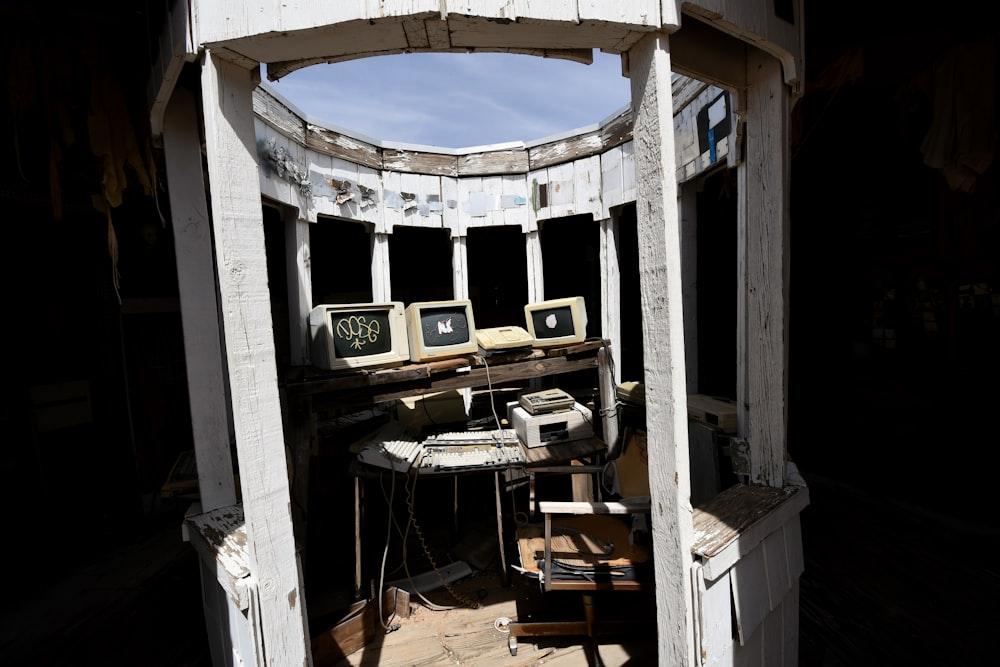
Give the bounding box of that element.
[267,51,630,148]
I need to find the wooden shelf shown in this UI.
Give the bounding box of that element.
[284,340,607,412]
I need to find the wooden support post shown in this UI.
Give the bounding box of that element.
[629,30,695,666]
[201,50,311,665]
[162,86,237,512]
[743,49,790,488]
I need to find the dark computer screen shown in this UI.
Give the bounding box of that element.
[529,305,575,339]
[419,306,472,347]
[332,309,394,359]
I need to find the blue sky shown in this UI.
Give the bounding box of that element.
[265,50,632,149]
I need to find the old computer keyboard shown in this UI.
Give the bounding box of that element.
[422,428,519,447]
[418,442,524,473]
[357,421,423,472]
[419,428,523,473]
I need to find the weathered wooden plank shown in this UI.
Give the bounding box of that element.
[354,163,381,226]
[185,505,251,610]
[310,587,411,665]
[425,15,451,49]
[444,14,638,52]
[456,146,530,176]
[201,52,310,664]
[401,16,431,49]
[731,543,768,646]
[382,148,459,176]
[599,105,633,148]
[683,0,803,91]
[525,230,543,301]
[446,1,579,22]
[162,85,237,513]
[671,74,710,113]
[628,31,691,666]
[382,170,404,232]
[598,218,621,383]
[257,120,294,205]
[441,176,461,236]
[452,234,469,299]
[620,140,636,203]
[528,130,605,170]
[572,154,601,219]
[693,486,809,582]
[695,565,735,666]
[501,173,530,230]
[599,144,623,218]
[307,124,383,170]
[372,232,392,301]
[578,0,661,27]
[254,85,307,145]
[149,0,194,140]
[744,49,788,487]
[541,160,575,219]
[670,13,748,92]
[285,210,312,366]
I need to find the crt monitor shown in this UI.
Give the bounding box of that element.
[524,296,588,347]
[308,302,410,370]
[404,299,478,362]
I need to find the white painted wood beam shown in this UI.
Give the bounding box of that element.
[628,29,694,666]
[201,50,311,666]
[679,180,699,393]
[599,217,622,384]
[743,48,789,488]
[162,86,237,513]
[285,209,312,366]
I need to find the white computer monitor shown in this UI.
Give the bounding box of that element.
[524,296,588,347]
[308,302,410,370]
[404,299,478,362]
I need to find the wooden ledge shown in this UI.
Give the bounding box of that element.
[691,483,809,581]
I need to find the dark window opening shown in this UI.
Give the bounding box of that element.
[388,226,454,304]
[263,205,291,372]
[616,204,644,383]
[467,226,528,329]
[311,216,374,305]
[695,169,737,399]
[539,215,602,340]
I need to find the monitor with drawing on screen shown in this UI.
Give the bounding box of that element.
[524,296,588,347]
[404,299,478,362]
[308,302,410,370]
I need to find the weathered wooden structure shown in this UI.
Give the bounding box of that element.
[149,2,806,665]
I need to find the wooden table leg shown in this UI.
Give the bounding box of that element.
[354,476,362,600]
[495,471,509,586]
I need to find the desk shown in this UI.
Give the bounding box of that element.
[284,341,618,600]
[350,436,608,598]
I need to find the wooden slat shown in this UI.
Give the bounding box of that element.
[695,564,735,666]
[538,498,650,515]
[730,540,768,645]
